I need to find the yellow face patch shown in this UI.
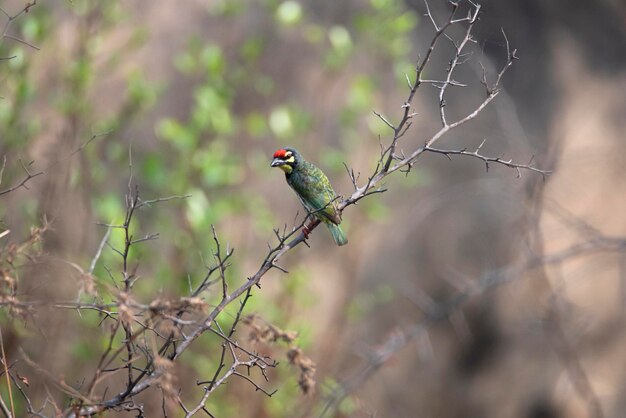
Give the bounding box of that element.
[278,163,293,174]
[277,155,295,173]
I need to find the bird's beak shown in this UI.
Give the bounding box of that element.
[271,158,284,167]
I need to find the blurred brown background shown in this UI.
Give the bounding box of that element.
[1,0,625,417]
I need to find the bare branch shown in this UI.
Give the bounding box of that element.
[23,2,555,416]
[89,226,112,274]
[0,160,44,197]
[0,132,107,197]
[425,143,551,177]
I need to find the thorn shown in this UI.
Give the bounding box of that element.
[271,262,289,274]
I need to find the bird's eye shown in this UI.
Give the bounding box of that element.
[284,152,292,158]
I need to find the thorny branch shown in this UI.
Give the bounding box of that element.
[63,195,315,416]
[0,132,108,197]
[88,2,537,415]
[2,1,557,416]
[63,1,555,415]
[0,1,38,57]
[0,158,44,197]
[426,140,549,178]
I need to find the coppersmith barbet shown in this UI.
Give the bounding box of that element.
[271,148,347,246]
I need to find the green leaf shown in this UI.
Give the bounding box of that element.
[240,37,264,62]
[347,75,375,111]
[185,189,210,228]
[371,0,393,10]
[200,45,225,76]
[276,1,303,26]
[328,25,352,51]
[141,152,167,187]
[395,11,418,33]
[156,118,197,150]
[174,51,197,74]
[21,17,41,42]
[7,47,25,70]
[269,106,293,139]
[245,112,268,137]
[127,70,159,108]
[94,193,123,223]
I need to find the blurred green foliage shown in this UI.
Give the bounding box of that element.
[0,0,421,415]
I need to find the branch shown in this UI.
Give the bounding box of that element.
[62,2,556,416]
[0,132,107,197]
[0,1,38,60]
[425,141,551,178]
[0,159,44,197]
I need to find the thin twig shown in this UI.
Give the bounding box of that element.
[0,328,14,418]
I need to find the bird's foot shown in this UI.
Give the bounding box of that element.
[302,223,311,239]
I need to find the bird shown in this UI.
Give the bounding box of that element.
[271,147,347,246]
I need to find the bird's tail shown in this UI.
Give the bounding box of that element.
[326,223,348,246]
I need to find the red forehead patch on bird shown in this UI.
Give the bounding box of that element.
[273,149,287,158]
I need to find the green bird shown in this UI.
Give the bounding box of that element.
[271,147,348,246]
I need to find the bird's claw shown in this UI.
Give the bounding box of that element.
[302,223,311,239]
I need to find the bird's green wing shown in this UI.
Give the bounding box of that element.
[288,161,341,224]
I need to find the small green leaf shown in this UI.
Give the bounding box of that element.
[276,1,303,26]
[7,47,25,70]
[200,45,225,75]
[371,0,392,10]
[347,75,375,111]
[174,51,197,74]
[395,11,418,33]
[95,193,123,222]
[185,190,210,228]
[127,70,159,108]
[269,106,293,139]
[21,17,41,42]
[328,25,352,51]
[142,153,167,186]
[240,37,264,62]
[245,112,268,137]
[156,118,197,150]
